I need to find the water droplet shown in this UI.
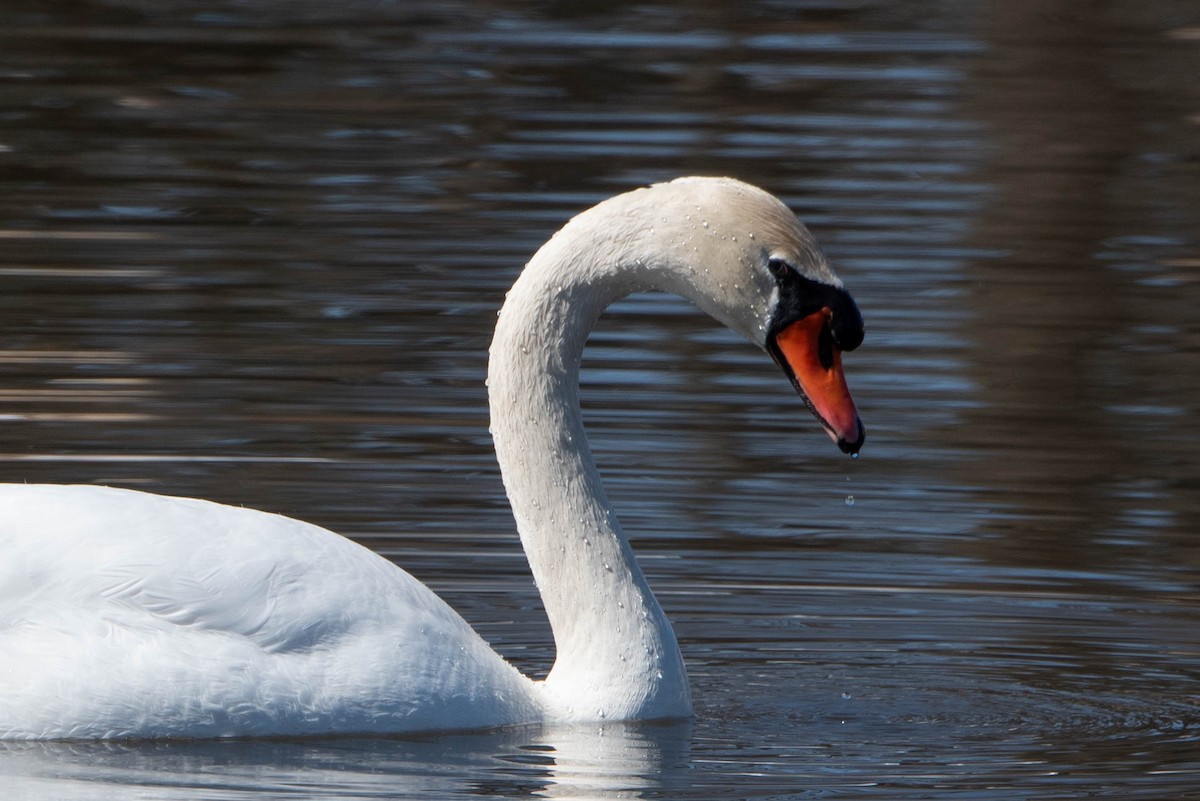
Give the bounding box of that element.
[850,452,860,460]
[841,691,852,700]
[845,495,855,506]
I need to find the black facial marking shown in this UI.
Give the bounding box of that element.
[767,259,864,352]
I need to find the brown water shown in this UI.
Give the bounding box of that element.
[2,1,1199,798]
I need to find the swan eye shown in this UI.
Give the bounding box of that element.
[767,262,865,354]
[767,258,795,280]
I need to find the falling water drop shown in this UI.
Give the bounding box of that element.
[845,495,855,506]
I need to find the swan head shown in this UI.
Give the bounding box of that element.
[513,176,865,455]
[761,253,865,455]
[625,177,866,455]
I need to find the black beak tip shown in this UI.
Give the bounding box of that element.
[836,420,865,456]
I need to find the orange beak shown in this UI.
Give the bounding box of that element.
[770,308,864,455]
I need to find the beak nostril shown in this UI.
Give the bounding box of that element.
[818,327,835,370]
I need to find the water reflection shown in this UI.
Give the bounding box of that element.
[0,722,690,800]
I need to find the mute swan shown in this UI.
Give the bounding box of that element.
[0,177,864,740]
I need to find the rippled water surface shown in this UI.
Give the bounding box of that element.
[3,1,1200,798]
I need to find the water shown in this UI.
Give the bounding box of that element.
[2,0,1199,798]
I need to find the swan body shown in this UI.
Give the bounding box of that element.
[0,485,538,739]
[0,177,864,739]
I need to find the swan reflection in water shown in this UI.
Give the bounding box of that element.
[0,721,692,800]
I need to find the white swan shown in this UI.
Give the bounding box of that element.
[0,177,864,740]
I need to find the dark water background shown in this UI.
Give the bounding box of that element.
[2,0,1199,798]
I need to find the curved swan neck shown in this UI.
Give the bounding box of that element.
[485,176,835,721]
[486,206,690,721]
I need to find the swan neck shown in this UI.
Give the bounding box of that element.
[487,242,690,722]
